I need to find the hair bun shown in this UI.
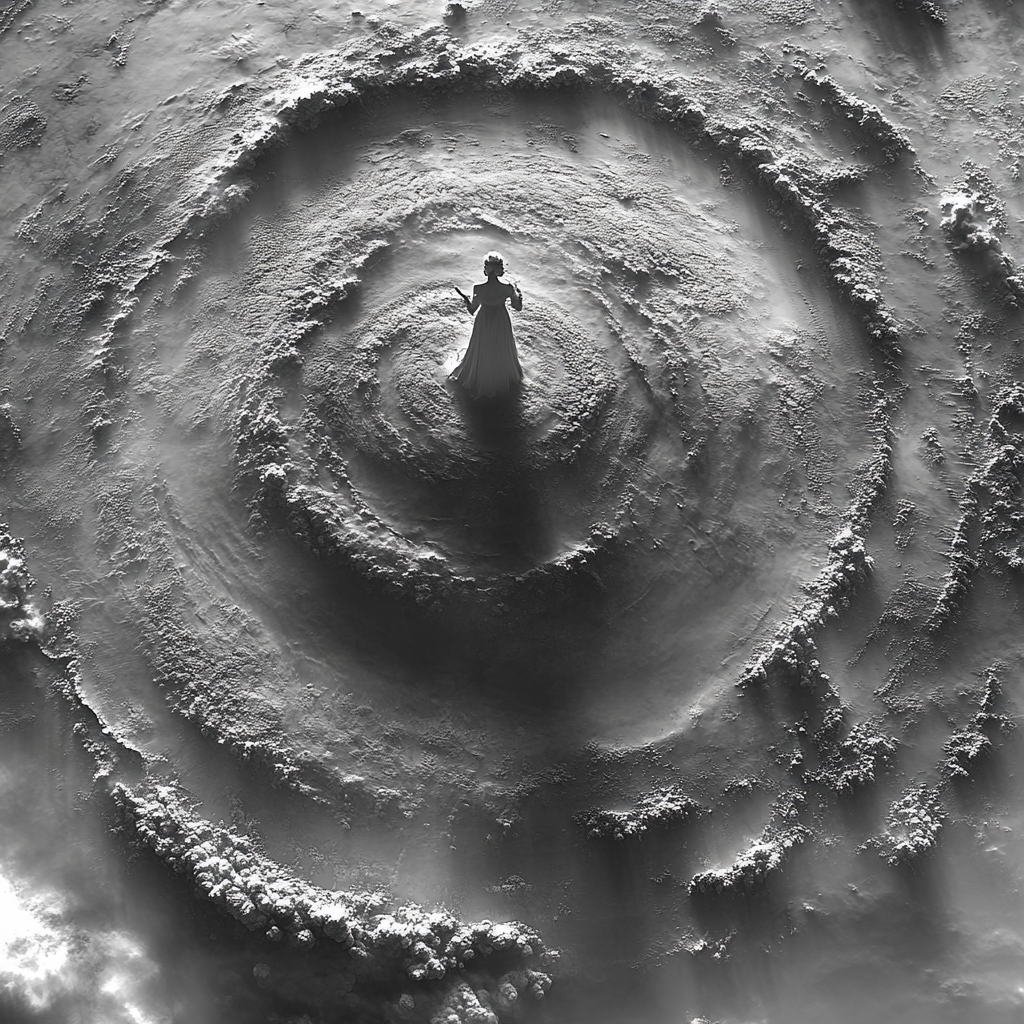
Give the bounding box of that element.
[483,250,505,271]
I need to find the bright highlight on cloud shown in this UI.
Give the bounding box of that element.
[0,869,169,1024]
[0,871,70,1009]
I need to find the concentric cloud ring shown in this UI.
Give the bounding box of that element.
[204,54,884,615]
[11,4,1024,1023]
[7,21,925,1022]
[83,21,895,842]
[89,28,905,826]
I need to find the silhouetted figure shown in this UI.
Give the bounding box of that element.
[451,251,523,398]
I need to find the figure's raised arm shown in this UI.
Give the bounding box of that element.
[454,285,479,314]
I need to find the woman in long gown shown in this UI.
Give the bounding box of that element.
[450,251,524,398]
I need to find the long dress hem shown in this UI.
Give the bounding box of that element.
[450,283,523,399]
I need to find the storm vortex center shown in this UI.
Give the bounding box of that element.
[6,11,1022,1024]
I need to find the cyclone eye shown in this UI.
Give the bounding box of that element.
[8,21,961,1024]
[307,281,621,571]
[219,86,873,624]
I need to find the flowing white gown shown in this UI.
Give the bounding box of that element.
[451,280,523,398]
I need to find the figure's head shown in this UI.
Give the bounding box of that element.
[483,251,505,277]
